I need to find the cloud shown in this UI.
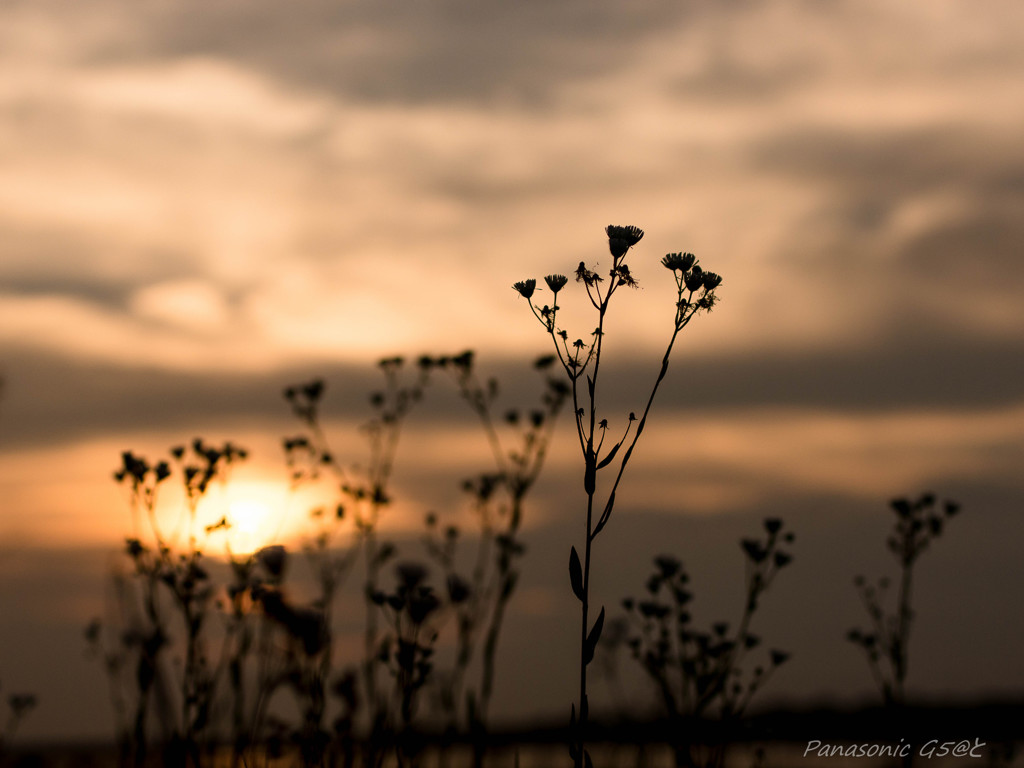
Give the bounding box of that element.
[4,308,1022,454]
[130,279,231,333]
[3,0,1022,374]
[742,124,1024,346]
[5,363,1023,548]
[617,404,1024,511]
[66,57,332,137]
[0,293,255,370]
[1,0,1022,545]
[106,0,698,106]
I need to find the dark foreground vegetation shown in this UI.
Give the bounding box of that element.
[2,228,1017,768]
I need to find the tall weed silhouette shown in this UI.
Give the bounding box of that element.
[513,225,722,767]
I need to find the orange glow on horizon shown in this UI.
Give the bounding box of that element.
[4,400,1024,551]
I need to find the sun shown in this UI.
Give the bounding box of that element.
[226,498,276,556]
[204,475,341,558]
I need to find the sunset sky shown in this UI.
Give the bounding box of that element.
[1,0,1023,742]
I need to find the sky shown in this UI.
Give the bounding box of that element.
[1,0,1023,743]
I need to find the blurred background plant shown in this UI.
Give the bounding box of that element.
[280,358,430,766]
[846,493,961,708]
[84,350,568,768]
[86,441,247,768]
[0,686,38,761]
[371,561,443,767]
[844,494,963,767]
[1,385,38,765]
[422,351,568,756]
[620,518,795,768]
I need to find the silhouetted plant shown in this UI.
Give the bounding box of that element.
[172,442,248,766]
[248,545,332,768]
[280,350,566,767]
[281,358,430,764]
[847,493,961,707]
[112,453,179,768]
[91,441,247,768]
[94,351,568,766]
[370,561,446,766]
[423,351,568,746]
[514,225,722,767]
[213,541,260,768]
[621,518,794,768]
[0,685,37,759]
[1,387,39,762]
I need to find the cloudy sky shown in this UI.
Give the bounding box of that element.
[1,0,1023,742]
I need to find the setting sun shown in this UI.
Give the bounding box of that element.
[199,474,305,557]
[225,498,275,556]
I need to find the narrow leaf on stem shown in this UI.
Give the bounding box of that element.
[592,492,616,539]
[583,606,605,665]
[569,547,584,602]
[596,441,621,470]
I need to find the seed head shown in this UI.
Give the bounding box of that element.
[513,279,537,299]
[544,274,568,293]
[606,225,644,258]
[257,545,288,579]
[661,252,696,272]
[684,266,705,292]
[702,271,723,290]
